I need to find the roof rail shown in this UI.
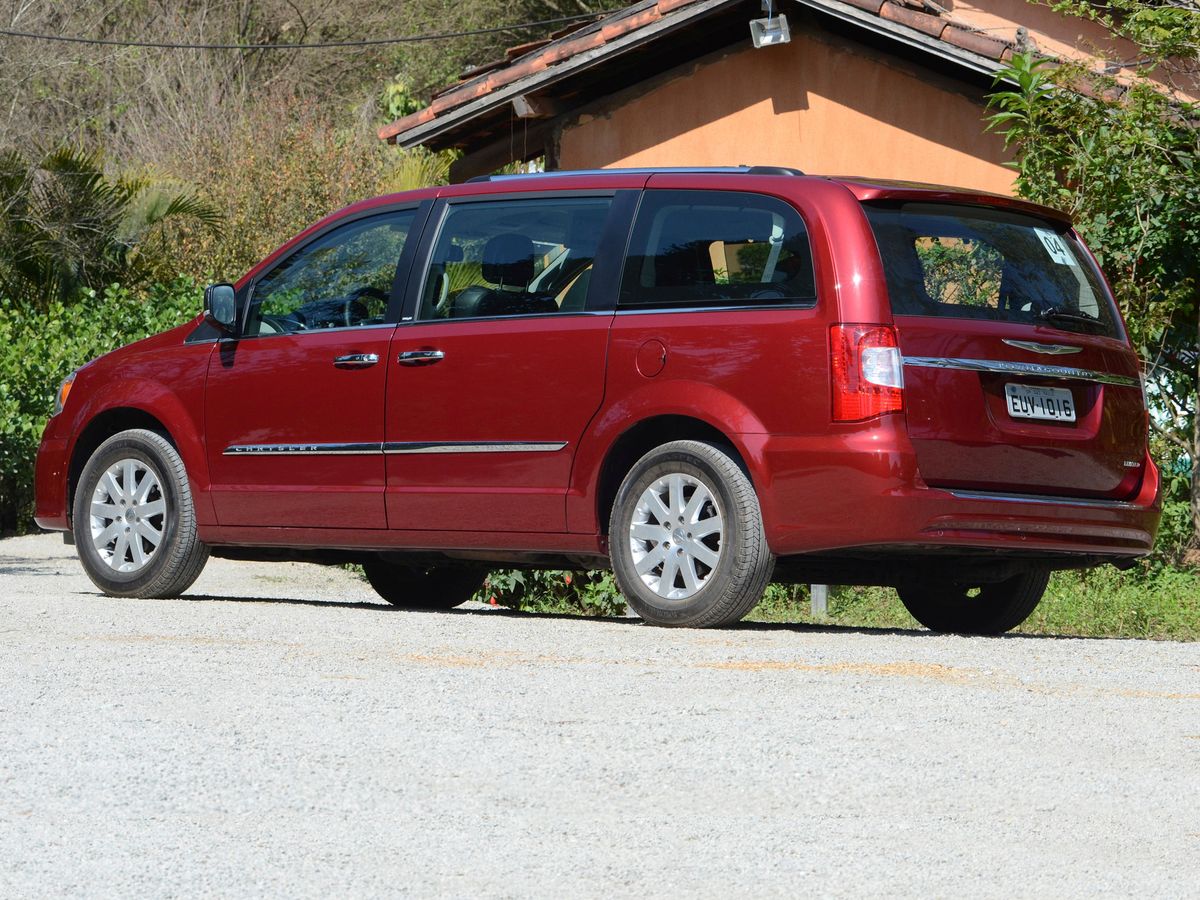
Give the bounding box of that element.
[466,165,805,183]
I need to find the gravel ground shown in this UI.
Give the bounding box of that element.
[1,532,1198,898]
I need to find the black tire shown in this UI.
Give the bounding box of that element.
[609,440,774,627]
[897,569,1050,635]
[361,560,485,609]
[72,428,209,598]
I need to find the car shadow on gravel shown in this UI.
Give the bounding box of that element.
[437,607,1118,641]
[107,593,1113,640]
[0,564,51,576]
[72,591,396,611]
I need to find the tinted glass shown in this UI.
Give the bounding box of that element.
[863,202,1121,338]
[619,190,815,310]
[418,197,612,320]
[245,210,415,336]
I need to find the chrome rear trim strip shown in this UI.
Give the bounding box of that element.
[224,442,381,456]
[948,489,1142,510]
[903,356,1139,387]
[383,441,567,454]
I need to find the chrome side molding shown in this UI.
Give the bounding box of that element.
[224,441,567,456]
[903,356,1139,387]
[223,443,381,456]
[383,441,567,455]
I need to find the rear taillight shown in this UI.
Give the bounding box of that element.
[831,324,903,422]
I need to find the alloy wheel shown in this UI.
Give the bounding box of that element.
[629,472,724,601]
[89,458,166,573]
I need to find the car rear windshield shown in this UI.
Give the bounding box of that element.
[863,202,1122,339]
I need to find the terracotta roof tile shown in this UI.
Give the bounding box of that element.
[841,0,886,14]
[940,25,1010,59]
[880,2,946,38]
[381,0,1019,144]
[506,39,551,60]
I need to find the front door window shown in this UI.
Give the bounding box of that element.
[246,211,416,335]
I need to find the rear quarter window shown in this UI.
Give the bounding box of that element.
[863,202,1122,339]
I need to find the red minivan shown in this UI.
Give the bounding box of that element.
[34,167,1161,633]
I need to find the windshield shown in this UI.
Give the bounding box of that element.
[863,202,1122,339]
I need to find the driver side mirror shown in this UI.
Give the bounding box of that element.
[203,283,238,333]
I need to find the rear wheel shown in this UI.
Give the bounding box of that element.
[609,440,774,627]
[72,428,209,598]
[362,560,485,609]
[897,569,1050,635]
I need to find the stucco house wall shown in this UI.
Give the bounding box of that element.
[555,27,1015,194]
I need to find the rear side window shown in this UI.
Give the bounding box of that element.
[863,202,1121,339]
[418,197,612,320]
[620,190,815,310]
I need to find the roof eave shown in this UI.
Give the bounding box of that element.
[383,0,1012,151]
[385,0,741,149]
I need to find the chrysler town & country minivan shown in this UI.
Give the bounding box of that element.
[34,167,1162,633]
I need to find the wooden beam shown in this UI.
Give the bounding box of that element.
[512,94,563,119]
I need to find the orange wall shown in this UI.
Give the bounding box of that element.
[557,29,1016,195]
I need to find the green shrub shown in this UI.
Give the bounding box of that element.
[477,569,626,617]
[0,278,201,532]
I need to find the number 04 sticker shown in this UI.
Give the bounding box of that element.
[1034,228,1079,267]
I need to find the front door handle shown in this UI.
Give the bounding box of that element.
[397,349,445,366]
[333,353,379,369]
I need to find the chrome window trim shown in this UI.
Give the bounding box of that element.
[236,322,397,341]
[614,302,817,316]
[948,489,1143,510]
[224,441,567,456]
[398,310,613,324]
[903,356,1139,387]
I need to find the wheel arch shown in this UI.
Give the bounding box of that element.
[593,414,752,537]
[67,408,177,520]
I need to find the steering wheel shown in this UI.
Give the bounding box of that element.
[273,311,306,332]
[349,286,390,326]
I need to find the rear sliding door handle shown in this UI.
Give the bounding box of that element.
[397,349,445,366]
[333,353,379,369]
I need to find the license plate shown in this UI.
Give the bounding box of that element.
[1004,383,1076,422]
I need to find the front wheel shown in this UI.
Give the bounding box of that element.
[897,569,1050,635]
[72,428,209,598]
[609,440,774,627]
[362,560,485,609]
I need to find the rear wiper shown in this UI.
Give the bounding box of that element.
[1037,305,1104,331]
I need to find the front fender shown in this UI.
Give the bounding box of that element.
[59,342,215,526]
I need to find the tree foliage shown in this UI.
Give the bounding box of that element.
[0,147,221,307]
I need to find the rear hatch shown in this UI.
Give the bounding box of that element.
[863,201,1146,500]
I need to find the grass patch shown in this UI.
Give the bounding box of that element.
[745,568,1200,640]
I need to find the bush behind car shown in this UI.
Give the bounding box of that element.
[0,279,201,533]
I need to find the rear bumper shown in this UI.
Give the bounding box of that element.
[744,428,1161,560]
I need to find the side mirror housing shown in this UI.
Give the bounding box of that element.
[203,283,238,333]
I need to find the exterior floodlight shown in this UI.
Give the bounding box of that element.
[750,13,790,47]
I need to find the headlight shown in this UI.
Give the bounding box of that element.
[52,372,76,416]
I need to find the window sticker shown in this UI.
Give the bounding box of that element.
[1034,228,1079,267]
